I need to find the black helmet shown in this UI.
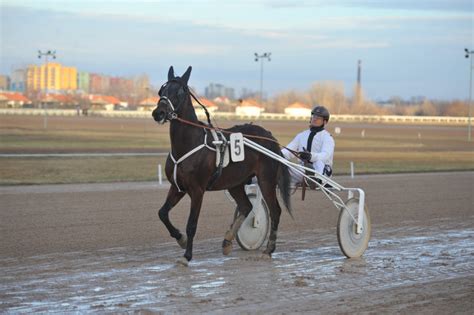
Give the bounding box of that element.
[311,105,330,121]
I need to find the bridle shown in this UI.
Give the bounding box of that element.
[157,79,189,121]
[157,95,178,121]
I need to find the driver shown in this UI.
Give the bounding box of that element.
[281,105,335,187]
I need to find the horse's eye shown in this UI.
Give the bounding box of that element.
[158,83,167,96]
[177,87,185,98]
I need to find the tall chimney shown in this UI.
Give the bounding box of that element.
[357,59,361,86]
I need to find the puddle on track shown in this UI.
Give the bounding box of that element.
[1,218,473,313]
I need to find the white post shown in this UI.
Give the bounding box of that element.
[158,164,162,185]
[468,53,472,142]
[350,161,354,178]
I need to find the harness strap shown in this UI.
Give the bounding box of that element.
[207,129,228,190]
[169,133,210,192]
[175,117,302,160]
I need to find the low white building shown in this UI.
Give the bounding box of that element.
[89,95,121,111]
[213,96,231,104]
[138,96,159,111]
[0,92,31,108]
[192,97,218,114]
[235,99,264,116]
[284,102,311,117]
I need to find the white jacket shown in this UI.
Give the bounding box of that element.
[281,129,334,167]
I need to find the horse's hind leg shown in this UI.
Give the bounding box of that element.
[222,185,253,256]
[258,180,282,257]
[158,185,186,248]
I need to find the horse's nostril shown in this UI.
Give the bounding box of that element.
[152,110,165,122]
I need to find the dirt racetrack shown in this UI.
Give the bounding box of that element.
[1,172,473,313]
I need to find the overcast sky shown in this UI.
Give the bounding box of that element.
[1,0,472,100]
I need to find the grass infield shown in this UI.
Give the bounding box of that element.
[1,115,473,185]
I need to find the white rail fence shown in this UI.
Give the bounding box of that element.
[0,108,469,125]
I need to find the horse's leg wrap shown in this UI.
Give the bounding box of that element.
[222,214,245,255]
[175,256,189,267]
[263,231,277,256]
[222,239,233,255]
[177,233,187,249]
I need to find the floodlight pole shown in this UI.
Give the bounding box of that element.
[465,48,473,142]
[38,50,56,129]
[254,52,271,103]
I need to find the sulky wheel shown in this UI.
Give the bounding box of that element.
[337,198,371,258]
[235,193,270,250]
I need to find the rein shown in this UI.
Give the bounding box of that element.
[190,92,213,127]
[175,116,301,159]
[158,80,302,160]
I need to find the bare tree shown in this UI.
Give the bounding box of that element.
[307,81,346,114]
[442,100,469,116]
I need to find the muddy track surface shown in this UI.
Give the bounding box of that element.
[1,172,473,313]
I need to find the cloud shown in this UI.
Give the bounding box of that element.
[165,44,233,55]
[263,0,472,12]
[1,1,470,100]
[308,39,390,49]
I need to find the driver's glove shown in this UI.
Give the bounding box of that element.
[299,150,312,162]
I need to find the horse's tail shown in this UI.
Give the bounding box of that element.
[278,161,293,219]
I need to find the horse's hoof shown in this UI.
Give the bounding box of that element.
[222,239,233,256]
[175,256,189,267]
[260,252,272,260]
[222,244,232,256]
[177,234,187,249]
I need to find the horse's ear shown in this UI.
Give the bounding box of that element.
[168,66,175,81]
[181,66,192,85]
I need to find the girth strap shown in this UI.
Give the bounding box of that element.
[170,133,215,192]
[207,129,228,190]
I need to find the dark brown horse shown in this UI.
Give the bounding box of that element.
[152,66,292,265]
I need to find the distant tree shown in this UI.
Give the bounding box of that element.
[403,105,420,116]
[265,85,468,117]
[414,99,438,116]
[307,81,346,114]
[442,100,468,116]
[270,90,306,113]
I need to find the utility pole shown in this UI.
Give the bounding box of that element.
[254,52,271,104]
[465,48,473,142]
[356,59,362,107]
[38,50,56,129]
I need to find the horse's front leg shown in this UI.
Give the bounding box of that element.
[177,189,204,266]
[158,185,186,248]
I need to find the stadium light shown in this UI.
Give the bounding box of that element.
[38,50,57,129]
[254,52,271,104]
[465,48,473,142]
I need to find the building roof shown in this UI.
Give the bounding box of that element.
[0,92,31,103]
[139,96,159,106]
[286,102,311,109]
[41,94,75,103]
[238,98,264,108]
[89,94,121,104]
[213,96,230,104]
[193,97,218,109]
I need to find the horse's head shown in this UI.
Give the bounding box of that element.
[152,66,192,124]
